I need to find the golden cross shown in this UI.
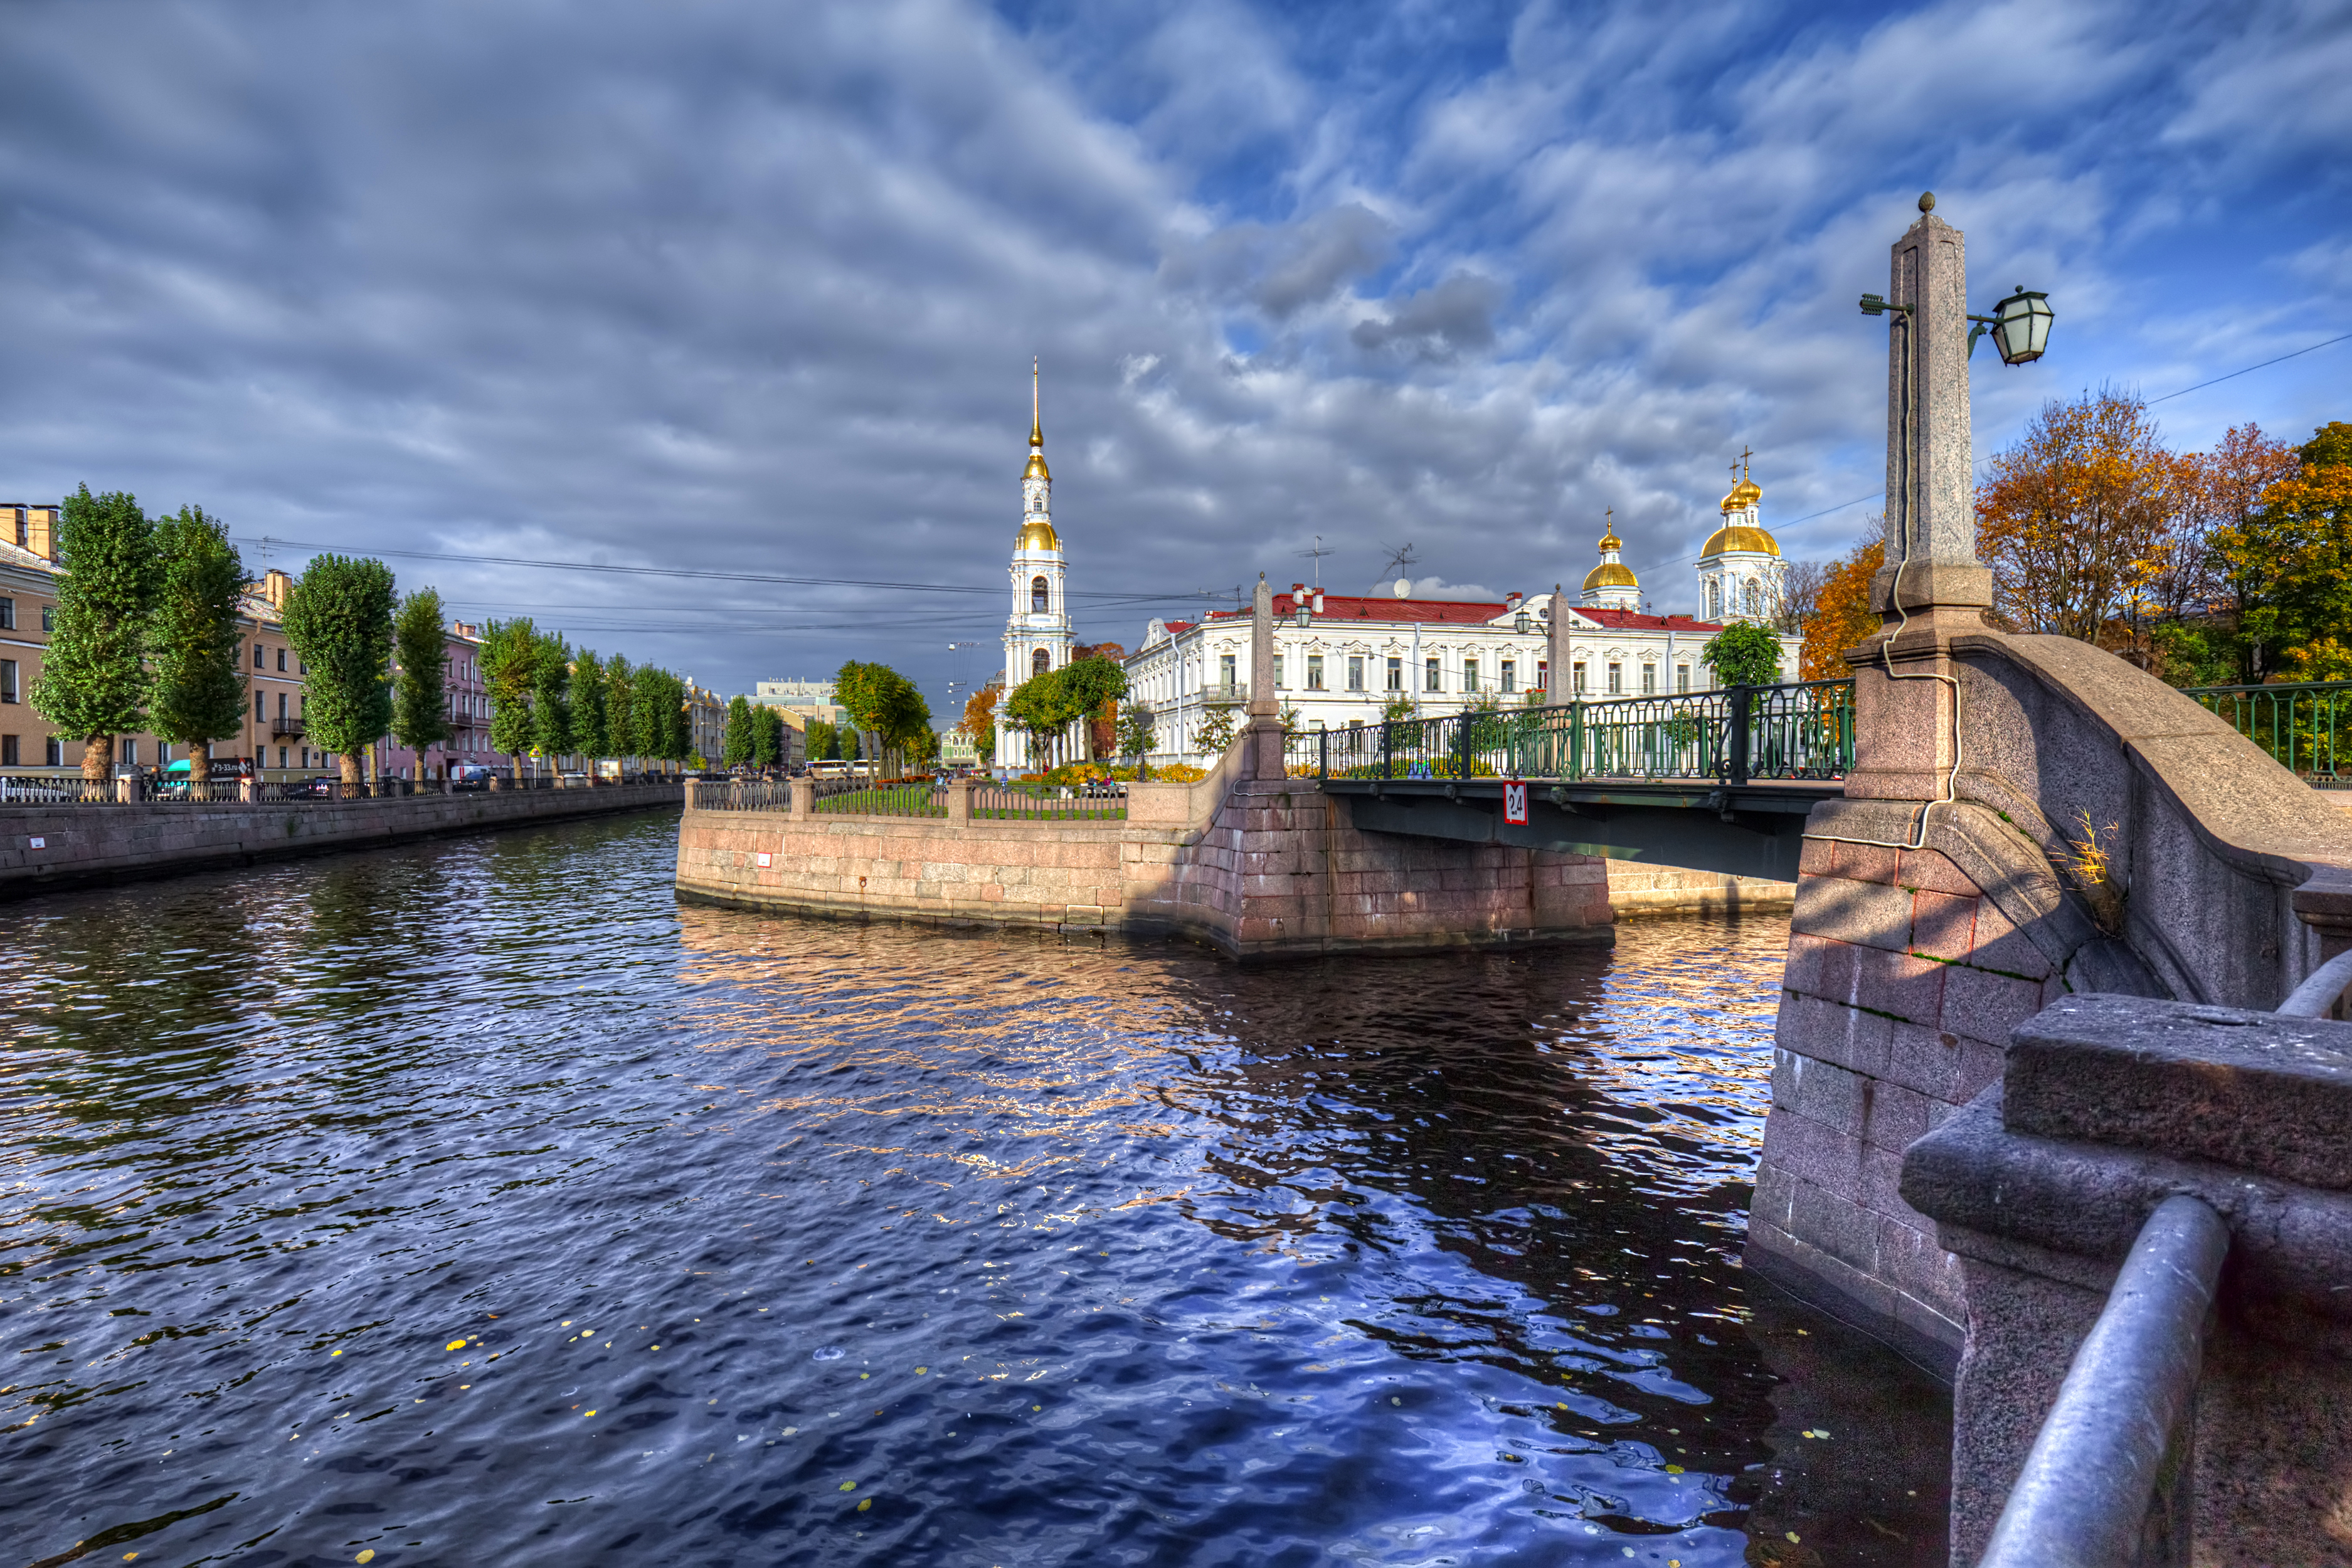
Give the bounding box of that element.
[1739,445,1754,478]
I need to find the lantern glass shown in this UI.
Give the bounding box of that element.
[1991,287,2052,366]
[1513,612,1530,633]
[1295,605,1311,628]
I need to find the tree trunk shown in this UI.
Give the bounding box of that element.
[195,740,213,785]
[82,734,110,784]
[341,747,365,790]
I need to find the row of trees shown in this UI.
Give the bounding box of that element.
[30,486,453,785]
[721,697,790,770]
[478,618,700,778]
[1002,655,1125,770]
[1785,397,2351,687]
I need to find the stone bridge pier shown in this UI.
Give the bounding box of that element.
[1746,194,2352,1563]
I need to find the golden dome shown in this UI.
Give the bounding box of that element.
[1597,526,1623,552]
[1701,522,1780,558]
[1720,476,1762,514]
[1018,517,1060,552]
[1582,561,1639,591]
[1024,450,1051,482]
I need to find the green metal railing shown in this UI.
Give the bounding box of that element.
[2182,680,2352,783]
[1315,680,1855,785]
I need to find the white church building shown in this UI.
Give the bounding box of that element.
[988,376,1800,770]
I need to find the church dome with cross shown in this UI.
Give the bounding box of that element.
[1696,450,1785,623]
[1579,513,1641,609]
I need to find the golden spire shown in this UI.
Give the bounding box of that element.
[1023,356,1051,482]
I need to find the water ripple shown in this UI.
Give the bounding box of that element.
[0,813,1947,1566]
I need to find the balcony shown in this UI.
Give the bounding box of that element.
[271,716,305,739]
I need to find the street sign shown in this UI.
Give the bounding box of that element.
[1503,780,1528,825]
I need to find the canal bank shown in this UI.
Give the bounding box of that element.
[4,810,1948,1567]
[0,780,682,900]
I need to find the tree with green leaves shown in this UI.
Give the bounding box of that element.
[1058,655,1127,761]
[1116,701,1157,769]
[31,485,157,782]
[604,655,638,773]
[390,587,452,774]
[722,694,755,768]
[530,632,574,775]
[1190,701,1239,758]
[571,650,611,780]
[835,660,932,776]
[147,505,248,779]
[805,716,838,764]
[1700,622,1784,687]
[480,618,541,772]
[282,553,396,789]
[752,705,783,770]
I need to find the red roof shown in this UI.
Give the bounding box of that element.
[1567,608,1725,632]
[1205,593,1513,625]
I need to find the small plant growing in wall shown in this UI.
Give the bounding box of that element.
[2057,806,2126,933]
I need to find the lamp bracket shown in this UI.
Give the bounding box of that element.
[1857,292,1911,317]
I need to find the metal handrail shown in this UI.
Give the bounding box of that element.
[1978,1194,2228,1568]
[2181,679,2352,781]
[1313,679,1855,785]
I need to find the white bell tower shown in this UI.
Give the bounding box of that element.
[994,359,1076,771]
[1696,449,1786,623]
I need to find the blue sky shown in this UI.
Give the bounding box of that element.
[1,0,2345,712]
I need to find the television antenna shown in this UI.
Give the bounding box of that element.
[1295,534,1335,590]
[1376,541,1418,591]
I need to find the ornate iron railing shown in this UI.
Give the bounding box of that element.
[1313,681,1855,785]
[691,780,794,812]
[813,780,947,817]
[2181,679,2352,783]
[971,781,1125,820]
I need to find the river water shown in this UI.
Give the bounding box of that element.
[2,810,1949,1567]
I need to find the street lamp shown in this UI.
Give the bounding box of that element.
[1295,602,1311,628]
[1513,610,1531,633]
[1969,285,2053,366]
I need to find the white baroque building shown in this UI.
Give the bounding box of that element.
[992,363,1080,771]
[1121,467,1802,766]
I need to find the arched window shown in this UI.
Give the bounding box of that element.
[1032,648,1049,677]
[1030,576,1049,613]
[1706,580,1720,620]
[1743,580,1761,617]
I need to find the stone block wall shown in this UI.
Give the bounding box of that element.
[675,773,1612,960]
[0,783,684,901]
[1606,861,1794,918]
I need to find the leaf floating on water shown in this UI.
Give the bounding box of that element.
[1664,1464,1684,1474]
[358,1554,375,1565]
[839,1481,857,1491]
[914,1367,927,1375]
[856,1499,872,1512]
[447,1340,467,1351]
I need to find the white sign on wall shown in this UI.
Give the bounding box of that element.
[1503,781,1528,827]
[756,851,773,868]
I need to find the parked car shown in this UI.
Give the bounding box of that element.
[291,775,339,799]
[448,764,497,793]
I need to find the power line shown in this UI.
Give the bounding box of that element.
[2147,328,2352,405]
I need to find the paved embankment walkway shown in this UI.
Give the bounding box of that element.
[1,783,684,900]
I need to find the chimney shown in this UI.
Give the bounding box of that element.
[1313,592,1325,613]
[1505,591,1523,610]
[24,506,57,561]
[263,568,294,608]
[1291,582,1307,599]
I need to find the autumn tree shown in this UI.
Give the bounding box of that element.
[282,554,396,789]
[389,588,452,773]
[2222,422,2352,681]
[31,486,156,782]
[1798,531,1885,680]
[961,678,1002,759]
[1978,387,2185,649]
[147,506,249,778]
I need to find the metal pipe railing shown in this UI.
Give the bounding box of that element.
[1977,1194,2230,1568]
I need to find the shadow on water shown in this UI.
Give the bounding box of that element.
[0,812,1947,1567]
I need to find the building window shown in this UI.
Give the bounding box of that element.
[120,738,137,765]
[1677,664,1690,693]
[1030,576,1049,613]
[256,691,266,719]
[1608,662,1623,694]
[1385,657,1402,692]
[1744,580,1762,618]
[1463,659,1478,693]
[1346,655,1365,692]
[1500,660,1516,694]
[45,736,62,766]
[1,735,16,766]
[1707,581,1722,620]
[1573,662,1587,694]
[1641,663,1656,695]
[157,741,170,764]
[0,596,13,629]
[1032,648,1049,677]
[1537,660,1548,692]
[277,647,288,672]
[0,659,14,703]
[1273,655,1285,689]
[284,747,294,768]
[41,605,55,632]
[1219,653,1237,693]
[255,643,266,669]
[1424,657,1441,692]
[1307,655,1325,691]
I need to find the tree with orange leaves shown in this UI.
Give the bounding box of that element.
[1798,529,1884,679]
[1977,387,2185,649]
[960,677,1003,759]
[2216,422,2352,681]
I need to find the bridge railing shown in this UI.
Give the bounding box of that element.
[1313,679,1854,786]
[2180,679,2352,784]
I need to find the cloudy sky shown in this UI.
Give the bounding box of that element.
[3,0,2346,713]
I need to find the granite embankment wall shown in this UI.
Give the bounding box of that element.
[675,761,1614,959]
[1606,861,1793,916]
[0,783,684,900]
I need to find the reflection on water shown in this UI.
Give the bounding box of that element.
[1,812,1947,1566]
